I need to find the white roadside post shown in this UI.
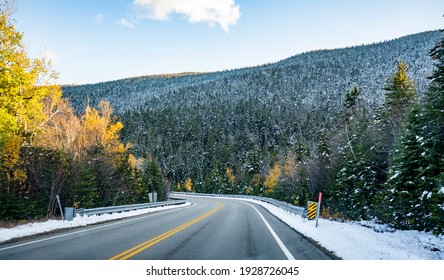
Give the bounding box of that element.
[315,192,322,228]
[56,195,64,221]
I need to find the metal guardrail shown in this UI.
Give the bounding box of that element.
[75,200,187,217]
[171,192,305,216]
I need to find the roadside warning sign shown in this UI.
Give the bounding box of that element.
[307,201,318,220]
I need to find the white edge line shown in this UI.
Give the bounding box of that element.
[245,203,295,260]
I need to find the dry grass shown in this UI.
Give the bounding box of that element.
[0,217,61,229]
[320,207,347,222]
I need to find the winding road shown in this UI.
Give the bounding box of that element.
[0,195,333,260]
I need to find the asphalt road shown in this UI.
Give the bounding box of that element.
[0,196,333,260]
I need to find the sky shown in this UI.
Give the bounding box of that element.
[12,0,444,85]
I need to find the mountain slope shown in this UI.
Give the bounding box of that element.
[62,30,442,192]
[63,31,439,113]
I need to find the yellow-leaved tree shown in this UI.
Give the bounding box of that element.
[225,167,235,185]
[184,178,193,192]
[35,100,127,159]
[33,99,134,210]
[83,100,125,154]
[0,3,61,189]
[0,4,61,147]
[264,163,282,195]
[0,3,66,220]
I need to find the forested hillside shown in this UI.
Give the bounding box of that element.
[62,30,444,234]
[64,31,439,115]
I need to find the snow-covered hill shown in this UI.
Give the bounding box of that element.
[63,31,440,114]
[61,30,442,196]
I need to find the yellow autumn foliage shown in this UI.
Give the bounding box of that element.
[264,163,282,195]
[184,178,193,192]
[283,154,297,177]
[35,100,127,160]
[225,167,235,184]
[0,7,61,146]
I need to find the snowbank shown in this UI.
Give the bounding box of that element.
[231,197,444,260]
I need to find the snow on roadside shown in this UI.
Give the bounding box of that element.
[0,202,191,243]
[247,199,444,260]
[182,194,444,260]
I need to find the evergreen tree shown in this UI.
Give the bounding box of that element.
[73,163,99,209]
[365,61,417,221]
[387,106,428,229]
[332,86,382,220]
[381,60,417,145]
[343,86,362,121]
[142,157,164,201]
[149,158,165,200]
[387,32,444,234]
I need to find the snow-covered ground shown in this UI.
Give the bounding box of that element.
[180,194,444,260]
[0,202,191,243]
[0,195,443,260]
[237,198,444,260]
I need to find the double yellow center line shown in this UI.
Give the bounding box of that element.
[109,202,224,260]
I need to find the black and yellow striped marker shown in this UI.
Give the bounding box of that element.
[307,201,318,220]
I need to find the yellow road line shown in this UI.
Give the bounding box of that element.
[109,202,224,260]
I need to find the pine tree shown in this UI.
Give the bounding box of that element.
[425,32,444,234]
[144,158,164,201]
[382,60,416,145]
[387,106,428,228]
[387,32,444,234]
[365,62,417,221]
[342,86,362,121]
[73,164,99,209]
[332,86,381,220]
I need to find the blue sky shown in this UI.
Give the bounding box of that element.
[13,0,443,85]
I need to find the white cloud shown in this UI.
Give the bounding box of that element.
[94,13,104,23]
[117,18,136,29]
[41,49,58,62]
[133,0,241,32]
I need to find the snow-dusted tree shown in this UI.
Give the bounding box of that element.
[382,61,417,141]
[332,87,380,220]
[387,32,444,234]
[387,106,428,229]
